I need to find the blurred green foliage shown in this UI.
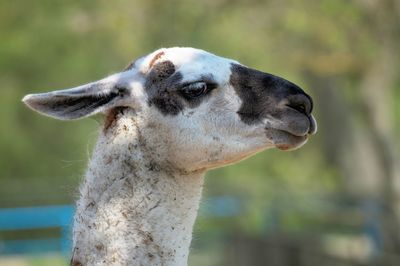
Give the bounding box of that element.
[1,0,400,263]
[0,0,341,205]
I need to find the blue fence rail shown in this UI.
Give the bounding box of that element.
[0,197,382,258]
[0,205,74,255]
[0,197,242,255]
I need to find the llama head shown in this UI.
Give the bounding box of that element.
[23,47,317,172]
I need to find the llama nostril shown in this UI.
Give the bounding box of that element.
[288,103,307,114]
[286,93,313,115]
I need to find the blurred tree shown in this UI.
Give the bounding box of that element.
[1,0,400,263]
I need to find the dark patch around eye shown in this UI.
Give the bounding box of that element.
[147,61,176,83]
[145,60,185,116]
[145,61,219,116]
[150,97,183,115]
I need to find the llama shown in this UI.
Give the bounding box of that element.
[23,47,317,266]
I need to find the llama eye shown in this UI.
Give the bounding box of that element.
[180,82,208,99]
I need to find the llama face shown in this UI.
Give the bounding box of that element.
[23,47,316,172]
[133,48,316,170]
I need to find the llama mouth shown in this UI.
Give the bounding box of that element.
[265,114,316,151]
[265,128,308,151]
[282,113,317,137]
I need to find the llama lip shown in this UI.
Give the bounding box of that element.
[281,113,317,137]
[265,127,309,151]
[278,113,318,150]
[307,114,317,135]
[275,131,308,151]
[274,114,316,150]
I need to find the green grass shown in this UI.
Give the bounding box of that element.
[0,254,68,266]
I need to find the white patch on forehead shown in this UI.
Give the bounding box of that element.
[135,47,238,85]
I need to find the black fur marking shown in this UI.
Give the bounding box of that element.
[145,61,218,115]
[229,63,310,125]
[31,91,120,119]
[145,61,184,115]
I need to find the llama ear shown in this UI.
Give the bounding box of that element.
[22,73,136,120]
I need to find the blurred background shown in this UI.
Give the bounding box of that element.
[1,0,400,265]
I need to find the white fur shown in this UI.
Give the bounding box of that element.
[23,47,315,266]
[70,49,273,265]
[72,111,205,265]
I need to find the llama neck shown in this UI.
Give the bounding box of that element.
[71,114,205,266]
